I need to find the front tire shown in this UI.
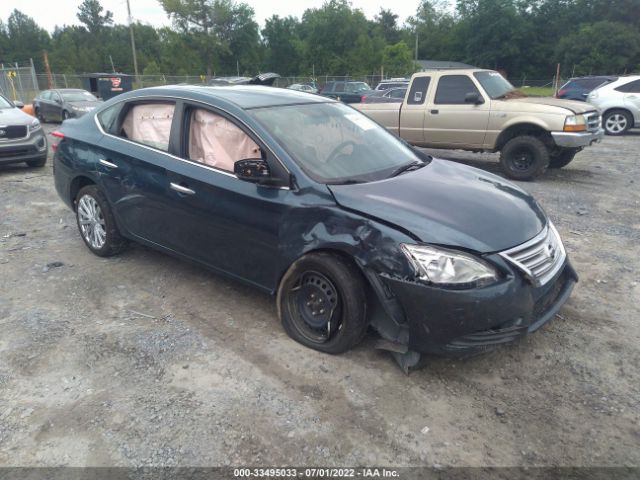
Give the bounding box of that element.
[277,252,368,354]
[75,185,127,257]
[500,135,550,181]
[603,109,632,135]
[549,148,579,169]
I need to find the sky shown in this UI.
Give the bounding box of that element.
[5,0,422,32]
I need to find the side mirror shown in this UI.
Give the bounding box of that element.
[234,158,271,184]
[465,92,484,105]
[14,101,24,109]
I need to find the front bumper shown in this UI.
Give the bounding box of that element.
[381,259,578,355]
[0,129,48,165]
[551,128,604,148]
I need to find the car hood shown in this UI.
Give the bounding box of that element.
[504,96,596,114]
[328,159,547,253]
[0,107,33,126]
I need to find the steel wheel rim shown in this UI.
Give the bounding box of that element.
[287,270,342,344]
[606,114,627,133]
[512,148,535,171]
[78,195,106,249]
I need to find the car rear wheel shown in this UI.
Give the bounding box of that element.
[549,148,579,169]
[277,252,368,354]
[75,185,127,257]
[603,110,632,135]
[500,135,550,181]
[26,156,47,168]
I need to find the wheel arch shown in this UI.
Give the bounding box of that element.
[69,175,97,211]
[495,122,552,151]
[602,107,634,119]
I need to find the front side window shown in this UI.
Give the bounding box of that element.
[61,90,98,102]
[250,102,423,184]
[187,108,261,172]
[345,82,371,93]
[435,75,482,104]
[0,95,13,109]
[333,82,345,93]
[389,88,407,99]
[121,102,176,151]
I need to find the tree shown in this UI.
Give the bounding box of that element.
[5,10,50,70]
[77,0,114,35]
[262,16,303,75]
[382,42,416,76]
[373,8,401,45]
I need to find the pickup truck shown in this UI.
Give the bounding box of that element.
[354,69,604,180]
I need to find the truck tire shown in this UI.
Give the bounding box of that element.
[500,136,550,181]
[549,148,579,169]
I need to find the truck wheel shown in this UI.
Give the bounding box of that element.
[500,136,550,181]
[603,109,632,135]
[277,252,368,354]
[549,148,579,169]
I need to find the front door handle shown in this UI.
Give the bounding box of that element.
[430,109,439,114]
[170,182,195,195]
[99,159,118,168]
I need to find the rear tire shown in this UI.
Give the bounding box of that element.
[603,109,632,135]
[549,148,579,169]
[277,252,368,354]
[26,156,47,168]
[75,185,127,257]
[500,135,550,181]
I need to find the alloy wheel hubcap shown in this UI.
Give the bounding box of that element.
[605,114,627,133]
[78,195,106,249]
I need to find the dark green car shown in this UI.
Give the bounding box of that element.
[319,81,373,103]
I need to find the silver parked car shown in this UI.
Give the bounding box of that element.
[33,89,102,123]
[0,94,47,168]
[587,75,640,135]
[287,83,318,93]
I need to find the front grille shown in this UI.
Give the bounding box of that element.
[500,224,566,287]
[585,111,601,132]
[0,146,36,158]
[0,125,28,140]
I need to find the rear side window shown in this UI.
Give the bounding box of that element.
[333,82,345,93]
[616,79,640,93]
[97,103,125,134]
[407,77,430,105]
[121,102,176,151]
[435,75,481,104]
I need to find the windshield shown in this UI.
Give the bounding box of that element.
[250,102,424,184]
[474,71,515,99]
[0,95,14,109]
[61,91,98,102]
[346,82,371,93]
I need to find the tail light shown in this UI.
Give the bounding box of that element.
[557,89,566,98]
[360,95,367,102]
[51,130,64,152]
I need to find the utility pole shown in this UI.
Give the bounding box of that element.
[415,30,419,62]
[126,0,141,87]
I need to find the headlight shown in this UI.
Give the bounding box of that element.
[29,118,41,132]
[401,244,499,289]
[71,106,92,112]
[564,114,586,132]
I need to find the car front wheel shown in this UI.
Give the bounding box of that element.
[500,135,550,181]
[75,185,127,257]
[603,110,632,135]
[277,252,368,354]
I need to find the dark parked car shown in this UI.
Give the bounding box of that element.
[0,93,47,167]
[556,76,617,101]
[319,81,373,103]
[208,72,280,86]
[362,87,407,103]
[33,89,102,122]
[52,85,577,371]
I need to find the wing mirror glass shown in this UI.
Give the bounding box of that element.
[465,92,484,105]
[234,158,272,184]
[14,101,24,109]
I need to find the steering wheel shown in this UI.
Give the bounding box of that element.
[326,140,358,165]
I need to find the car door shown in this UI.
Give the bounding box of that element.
[425,74,491,148]
[399,76,431,144]
[51,91,64,121]
[38,91,52,120]
[162,102,294,288]
[621,79,640,122]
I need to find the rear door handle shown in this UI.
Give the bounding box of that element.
[99,159,118,169]
[170,182,195,195]
[430,109,439,114]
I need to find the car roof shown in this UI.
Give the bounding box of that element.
[136,85,332,109]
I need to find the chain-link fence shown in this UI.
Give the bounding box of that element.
[0,62,39,103]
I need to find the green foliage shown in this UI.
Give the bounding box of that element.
[1,0,639,82]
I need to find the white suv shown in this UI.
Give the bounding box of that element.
[587,75,640,135]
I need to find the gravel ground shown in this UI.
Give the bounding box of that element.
[0,124,639,468]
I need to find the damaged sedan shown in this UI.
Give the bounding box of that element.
[52,85,577,371]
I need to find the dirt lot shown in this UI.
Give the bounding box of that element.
[1,124,639,468]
